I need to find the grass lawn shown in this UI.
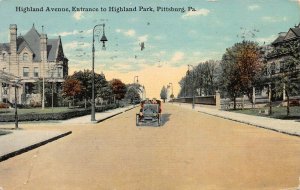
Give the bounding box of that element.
[230,106,300,120]
[0,107,75,115]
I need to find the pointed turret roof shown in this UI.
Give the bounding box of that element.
[21,25,42,61]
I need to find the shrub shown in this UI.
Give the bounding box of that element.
[289,99,300,107]
[0,102,9,109]
[0,104,120,122]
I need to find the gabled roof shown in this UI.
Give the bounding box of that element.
[272,26,300,45]
[47,38,60,62]
[0,43,10,53]
[17,25,62,62]
[272,35,285,44]
[291,27,300,37]
[17,36,34,54]
[0,25,64,62]
[22,25,42,62]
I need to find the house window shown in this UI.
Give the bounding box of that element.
[34,67,39,77]
[23,67,29,77]
[23,53,29,61]
[57,67,62,77]
[2,83,8,95]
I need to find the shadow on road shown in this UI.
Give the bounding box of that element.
[161,113,171,126]
[136,113,171,128]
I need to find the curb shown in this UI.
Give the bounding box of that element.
[96,112,123,123]
[197,111,300,137]
[0,131,72,162]
[96,105,138,123]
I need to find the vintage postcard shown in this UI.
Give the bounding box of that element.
[0,0,300,189]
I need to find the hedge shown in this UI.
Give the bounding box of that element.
[0,104,119,122]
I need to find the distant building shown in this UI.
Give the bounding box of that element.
[0,24,68,105]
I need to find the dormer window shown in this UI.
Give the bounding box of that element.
[23,53,29,61]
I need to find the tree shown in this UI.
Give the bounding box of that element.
[219,41,263,109]
[160,86,168,102]
[235,41,263,102]
[125,84,141,103]
[201,60,220,96]
[62,77,82,106]
[178,60,220,98]
[274,57,300,116]
[219,50,241,109]
[71,70,113,104]
[109,79,127,102]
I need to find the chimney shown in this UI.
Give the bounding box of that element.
[40,33,47,77]
[9,24,17,55]
[9,24,18,75]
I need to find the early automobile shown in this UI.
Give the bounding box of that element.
[136,99,162,126]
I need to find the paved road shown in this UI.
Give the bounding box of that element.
[0,104,300,190]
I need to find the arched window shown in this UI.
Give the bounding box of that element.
[23,53,29,61]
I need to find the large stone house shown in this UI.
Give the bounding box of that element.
[0,24,68,105]
[263,23,300,101]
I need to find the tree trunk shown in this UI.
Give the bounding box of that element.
[287,93,290,116]
[233,97,237,110]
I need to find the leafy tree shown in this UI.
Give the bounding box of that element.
[235,41,263,101]
[160,86,168,102]
[71,70,112,103]
[178,60,220,98]
[219,41,263,109]
[125,84,141,103]
[274,57,300,116]
[219,50,241,109]
[109,79,127,102]
[201,60,220,96]
[62,77,82,106]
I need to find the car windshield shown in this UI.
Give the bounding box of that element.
[143,104,159,113]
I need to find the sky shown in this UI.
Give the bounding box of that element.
[0,0,300,98]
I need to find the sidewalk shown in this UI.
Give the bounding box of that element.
[0,105,138,162]
[0,130,71,161]
[172,103,300,137]
[60,105,138,124]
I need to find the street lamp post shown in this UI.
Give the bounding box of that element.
[188,65,195,109]
[91,24,108,122]
[169,82,174,102]
[142,85,146,100]
[134,76,139,83]
[13,78,21,129]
